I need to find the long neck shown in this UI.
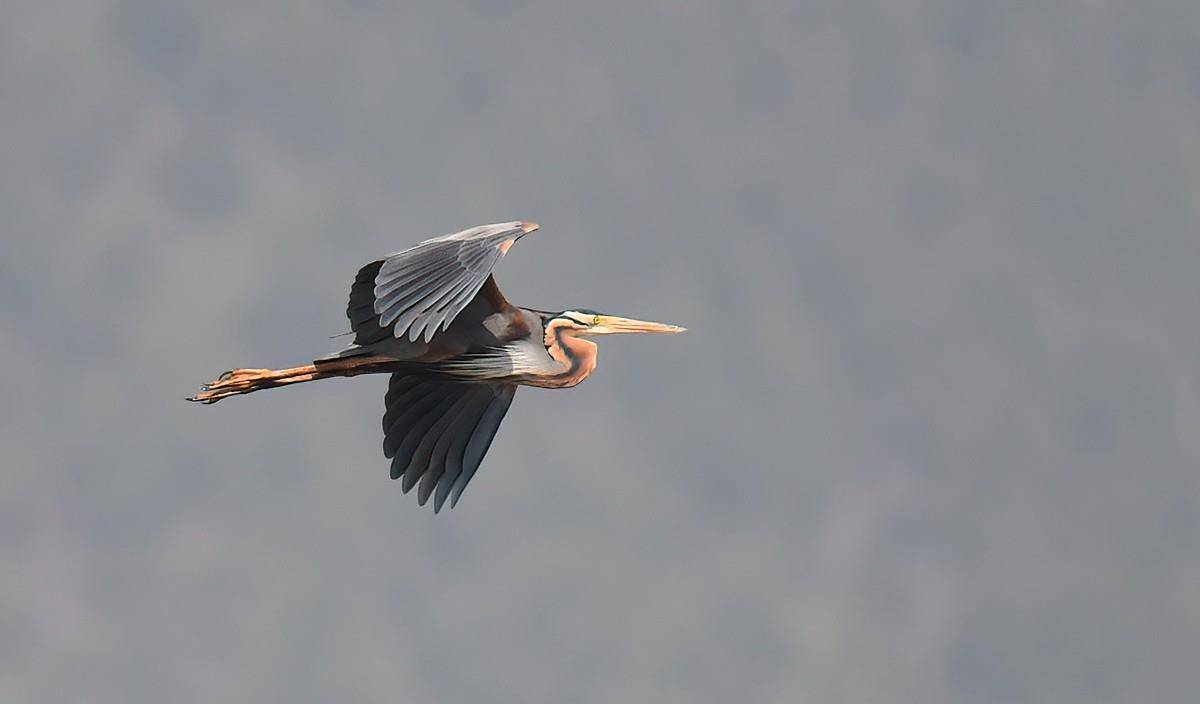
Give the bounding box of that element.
[536,319,597,388]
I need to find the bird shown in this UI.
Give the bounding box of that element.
[189,221,685,512]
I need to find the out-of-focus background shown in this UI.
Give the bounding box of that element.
[3,2,1199,702]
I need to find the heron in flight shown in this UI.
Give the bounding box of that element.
[190,222,684,512]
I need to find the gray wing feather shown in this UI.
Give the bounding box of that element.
[449,387,516,509]
[372,222,531,342]
[402,391,475,494]
[383,374,517,512]
[403,275,479,339]
[431,392,494,512]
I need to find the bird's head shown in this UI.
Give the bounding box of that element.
[549,309,686,337]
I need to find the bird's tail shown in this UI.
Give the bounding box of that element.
[187,355,396,404]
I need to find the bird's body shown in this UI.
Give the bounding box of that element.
[190,222,683,512]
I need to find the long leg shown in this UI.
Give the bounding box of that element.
[188,356,396,404]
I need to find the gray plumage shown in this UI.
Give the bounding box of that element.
[372,222,531,343]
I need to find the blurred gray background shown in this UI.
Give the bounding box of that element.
[3,1,1199,702]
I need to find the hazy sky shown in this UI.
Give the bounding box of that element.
[3,2,1200,702]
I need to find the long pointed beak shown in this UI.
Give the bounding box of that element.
[591,315,687,335]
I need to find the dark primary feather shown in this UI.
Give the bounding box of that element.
[347,259,389,345]
[383,374,517,512]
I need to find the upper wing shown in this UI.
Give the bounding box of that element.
[348,221,537,345]
[383,374,517,512]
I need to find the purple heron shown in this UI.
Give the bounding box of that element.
[189,222,685,512]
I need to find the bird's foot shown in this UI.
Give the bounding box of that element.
[188,368,274,404]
